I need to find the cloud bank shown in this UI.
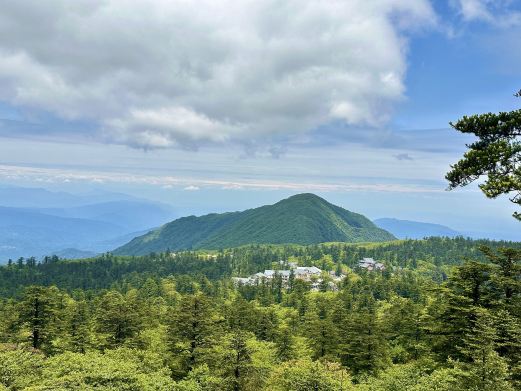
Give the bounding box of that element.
[0,0,435,149]
[0,164,442,194]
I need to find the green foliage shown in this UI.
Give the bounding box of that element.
[357,362,461,391]
[339,294,391,376]
[274,325,298,361]
[25,349,174,390]
[0,348,45,390]
[94,290,144,349]
[0,242,519,390]
[167,294,220,377]
[17,286,63,352]
[174,365,225,391]
[454,307,514,391]
[446,91,521,219]
[381,296,425,362]
[267,359,352,391]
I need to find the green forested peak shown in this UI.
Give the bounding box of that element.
[114,193,395,255]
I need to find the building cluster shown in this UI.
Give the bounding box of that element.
[233,257,386,290]
[358,257,386,271]
[232,263,344,291]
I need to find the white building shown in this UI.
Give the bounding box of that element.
[358,257,385,271]
[294,266,322,281]
[232,264,345,291]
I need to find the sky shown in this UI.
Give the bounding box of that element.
[0,0,520,240]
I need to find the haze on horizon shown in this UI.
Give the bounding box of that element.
[0,0,520,241]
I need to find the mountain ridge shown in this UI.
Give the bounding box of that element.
[373,217,461,239]
[114,193,396,255]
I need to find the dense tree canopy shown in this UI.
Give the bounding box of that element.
[1,237,519,297]
[0,239,519,390]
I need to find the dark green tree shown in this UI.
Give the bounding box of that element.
[304,297,339,361]
[339,295,390,375]
[17,286,63,351]
[254,307,279,341]
[446,90,521,220]
[274,325,297,362]
[67,298,91,353]
[480,246,521,304]
[220,331,252,391]
[494,309,521,387]
[423,264,485,362]
[456,307,514,391]
[94,290,143,349]
[167,293,219,376]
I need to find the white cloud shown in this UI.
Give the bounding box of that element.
[183,185,200,191]
[0,0,435,149]
[456,0,521,26]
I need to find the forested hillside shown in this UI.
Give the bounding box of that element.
[2,237,518,296]
[114,194,395,255]
[0,237,520,390]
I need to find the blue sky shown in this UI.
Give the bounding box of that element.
[0,0,519,240]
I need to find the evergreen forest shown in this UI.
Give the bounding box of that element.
[0,237,520,390]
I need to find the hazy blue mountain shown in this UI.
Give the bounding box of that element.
[39,230,154,261]
[373,218,461,239]
[115,193,396,256]
[0,185,143,208]
[35,200,176,232]
[0,185,83,208]
[0,207,125,261]
[0,186,177,262]
[0,204,169,262]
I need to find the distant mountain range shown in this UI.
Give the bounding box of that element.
[114,193,396,255]
[0,185,143,208]
[373,218,461,239]
[0,185,176,262]
[1,185,516,262]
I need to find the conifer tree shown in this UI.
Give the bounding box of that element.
[480,246,521,304]
[167,293,219,376]
[494,309,521,388]
[340,295,390,375]
[67,298,91,353]
[17,286,62,351]
[94,290,143,349]
[304,296,339,360]
[267,360,351,391]
[456,308,514,391]
[446,90,521,220]
[220,330,253,391]
[274,325,297,362]
[255,307,279,341]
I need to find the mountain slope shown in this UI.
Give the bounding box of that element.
[373,218,461,239]
[115,193,396,255]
